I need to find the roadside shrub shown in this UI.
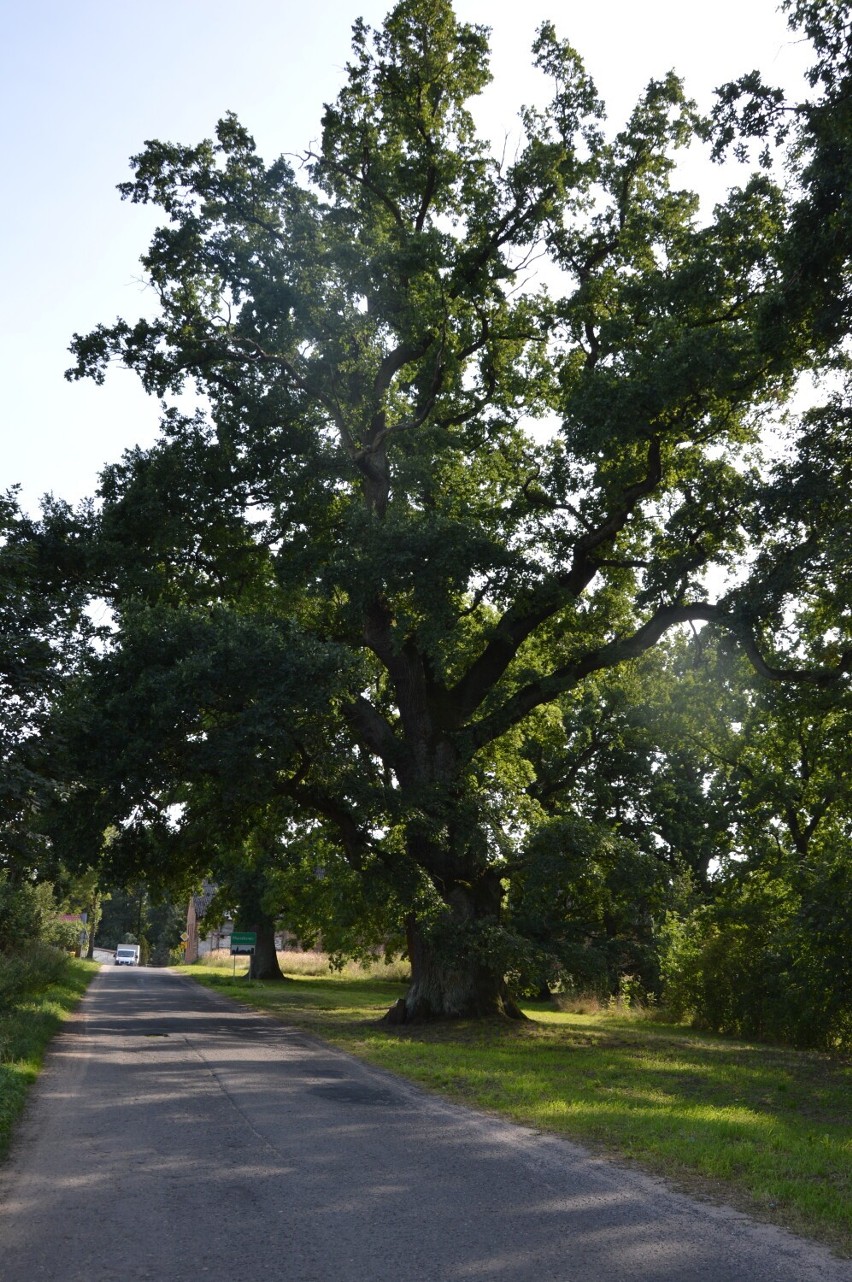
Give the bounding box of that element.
[660,863,851,1051]
[44,916,85,953]
[0,941,71,1006]
[0,875,58,951]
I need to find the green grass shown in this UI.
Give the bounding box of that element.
[180,958,852,1257]
[0,954,99,1160]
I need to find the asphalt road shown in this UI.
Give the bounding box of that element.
[0,966,848,1282]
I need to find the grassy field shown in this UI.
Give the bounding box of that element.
[0,954,99,1160]
[180,953,852,1257]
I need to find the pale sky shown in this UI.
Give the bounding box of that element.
[1,0,810,514]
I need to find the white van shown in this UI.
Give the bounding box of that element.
[114,945,140,966]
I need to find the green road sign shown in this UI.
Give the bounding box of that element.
[230,931,257,956]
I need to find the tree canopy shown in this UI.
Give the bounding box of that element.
[0,492,92,878]
[59,0,852,1020]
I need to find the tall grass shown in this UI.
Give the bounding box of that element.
[194,947,411,982]
[0,949,98,1159]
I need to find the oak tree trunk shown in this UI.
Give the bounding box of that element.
[247,914,286,981]
[385,884,524,1023]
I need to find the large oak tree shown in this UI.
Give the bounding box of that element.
[65,0,852,1018]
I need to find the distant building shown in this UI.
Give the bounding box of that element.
[185,883,234,962]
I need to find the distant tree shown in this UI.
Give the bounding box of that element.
[659,659,852,1049]
[96,885,147,951]
[507,640,743,997]
[64,0,852,1019]
[146,896,186,966]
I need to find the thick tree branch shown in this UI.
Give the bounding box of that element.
[279,780,372,871]
[304,148,405,229]
[468,601,852,754]
[449,437,663,722]
[342,695,400,768]
[734,625,852,685]
[466,602,719,752]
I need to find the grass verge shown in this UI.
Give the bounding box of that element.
[179,958,851,1257]
[0,954,99,1160]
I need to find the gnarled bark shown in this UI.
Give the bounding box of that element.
[385,885,525,1024]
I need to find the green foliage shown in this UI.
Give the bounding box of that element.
[146,898,187,966]
[262,836,409,966]
[664,660,852,1051]
[660,850,852,1051]
[0,874,69,953]
[96,883,185,965]
[507,629,852,1048]
[0,940,72,1005]
[507,643,746,998]
[508,811,666,997]
[0,492,93,875]
[96,884,147,949]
